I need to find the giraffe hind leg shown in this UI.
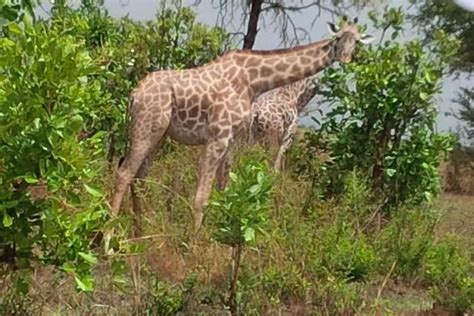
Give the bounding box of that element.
[129,155,151,237]
[106,101,171,252]
[129,137,165,237]
[274,118,297,171]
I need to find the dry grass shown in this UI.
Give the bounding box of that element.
[440,147,474,195]
[435,193,474,255]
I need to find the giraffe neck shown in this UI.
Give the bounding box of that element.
[295,78,319,111]
[241,39,336,96]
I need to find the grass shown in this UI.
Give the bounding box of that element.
[2,143,473,315]
[436,193,474,255]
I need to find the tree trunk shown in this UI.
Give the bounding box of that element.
[242,0,263,49]
[229,243,242,315]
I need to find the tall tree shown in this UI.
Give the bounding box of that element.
[452,87,474,140]
[410,0,474,74]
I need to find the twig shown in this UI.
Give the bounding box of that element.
[376,260,397,300]
[102,241,165,258]
[120,234,177,243]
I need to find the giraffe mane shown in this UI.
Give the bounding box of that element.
[239,39,332,56]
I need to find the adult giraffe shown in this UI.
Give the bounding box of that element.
[108,17,374,235]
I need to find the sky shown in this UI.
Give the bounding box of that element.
[37,0,472,140]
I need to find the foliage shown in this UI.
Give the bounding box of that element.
[409,0,474,73]
[451,87,474,140]
[209,151,275,246]
[143,277,185,315]
[0,0,230,298]
[316,10,458,208]
[316,171,377,282]
[0,0,37,30]
[424,235,474,312]
[0,14,108,291]
[375,207,439,279]
[208,150,275,314]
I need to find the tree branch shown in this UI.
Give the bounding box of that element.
[243,0,263,49]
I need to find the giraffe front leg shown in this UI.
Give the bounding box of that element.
[274,119,298,172]
[193,137,230,232]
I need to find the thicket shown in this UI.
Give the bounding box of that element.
[0,2,472,315]
[0,0,228,297]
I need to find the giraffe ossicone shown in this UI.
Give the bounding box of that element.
[107,18,375,242]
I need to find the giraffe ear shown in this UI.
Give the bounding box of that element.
[359,34,375,44]
[327,22,339,36]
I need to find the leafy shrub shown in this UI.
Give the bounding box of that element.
[424,236,473,312]
[317,220,376,282]
[315,10,458,208]
[144,277,185,316]
[0,1,230,296]
[208,149,276,314]
[375,208,439,278]
[261,265,307,305]
[209,152,275,246]
[0,15,108,291]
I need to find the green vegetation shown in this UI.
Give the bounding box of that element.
[0,0,228,300]
[0,1,473,315]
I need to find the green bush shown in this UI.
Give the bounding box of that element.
[424,236,473,312]
[208,150,276,314]
[209,152,275,246]
[314,10,458,208]
[0,15,108,291]
[375,208,438,279]
[144,277,185,316]
[0,1,230,296]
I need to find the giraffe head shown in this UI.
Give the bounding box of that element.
[327,16,374,64]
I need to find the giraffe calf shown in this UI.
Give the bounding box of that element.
[249,77,319,171]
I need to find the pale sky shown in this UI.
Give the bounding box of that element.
[37,0,472,139]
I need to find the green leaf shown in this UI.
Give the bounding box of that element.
[24,174,38,184]
[424,71,432,83]
[62,263,75,273]
[7,22,22,35]
[424,191,433,203]
[74,275,94,292]
[3,212,13,227]
[78,252,98,264]
[248,184,260,195]
[385,168,396,177]
[419,91,428,100]
[84,184,103,197]
[243,227,255,242]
